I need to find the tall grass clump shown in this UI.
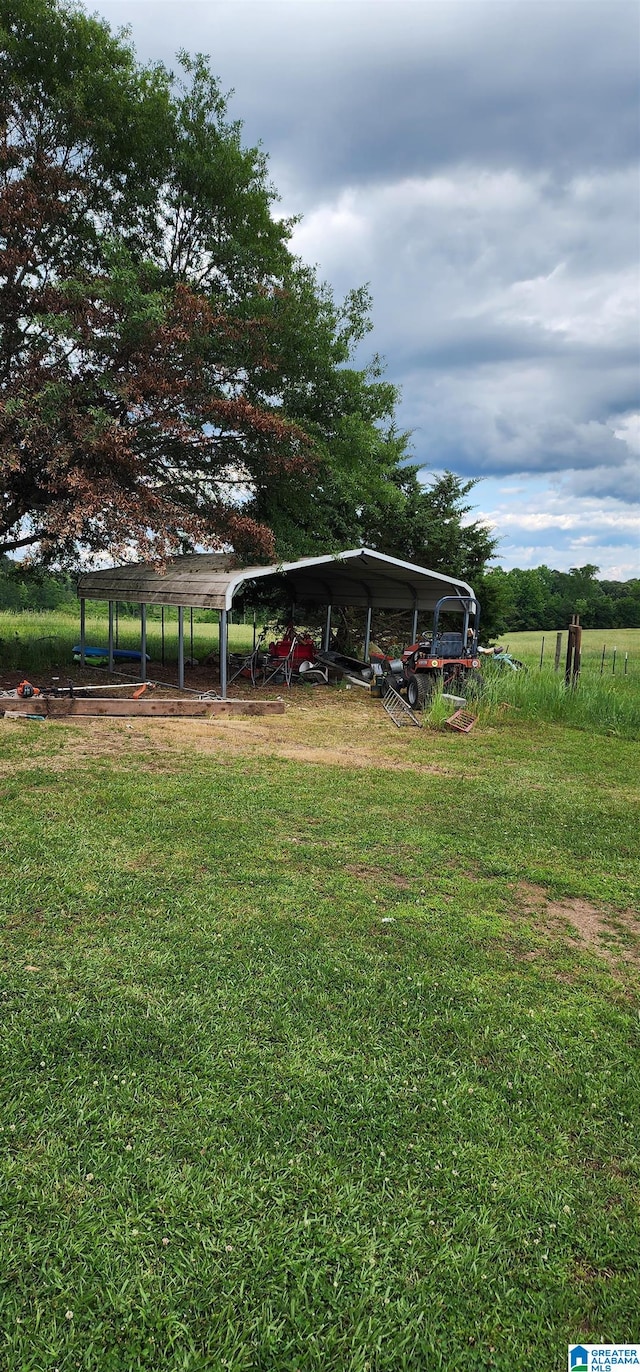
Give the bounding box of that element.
[479,664,640,739]
[0,611,76,672]
[423,684,452,730]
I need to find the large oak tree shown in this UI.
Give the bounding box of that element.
[0,1,320,562]
[1,0,496,589]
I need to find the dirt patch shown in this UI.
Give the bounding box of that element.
[573,1261,616,1283]
[513,880,640,965]
[0,692,453,776]
[579,1156,626,1179]
[253,741,444,771]
[345,863,411,888]
[0,716,180,775]
[283,835,334,849]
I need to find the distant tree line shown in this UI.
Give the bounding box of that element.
[0,555,75,610]
[2,556,638,637]
[481,563,640,634]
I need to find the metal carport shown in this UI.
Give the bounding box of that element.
[77,548,475,697]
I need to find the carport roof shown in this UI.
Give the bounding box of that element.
[77,548,474,613]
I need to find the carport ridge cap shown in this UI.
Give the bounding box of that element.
[221,548,474,611]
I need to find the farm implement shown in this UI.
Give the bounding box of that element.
[373,595,483,709]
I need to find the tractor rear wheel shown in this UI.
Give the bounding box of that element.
[406,672,434,710]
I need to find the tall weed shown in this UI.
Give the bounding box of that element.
[479,664,640,739]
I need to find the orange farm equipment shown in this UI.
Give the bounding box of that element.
[388,595,483,709]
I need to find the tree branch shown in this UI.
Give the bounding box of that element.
[0,531,47,555]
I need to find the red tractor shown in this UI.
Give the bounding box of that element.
[396,594,483,708]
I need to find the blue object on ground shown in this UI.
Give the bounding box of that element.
[72,645,151,662]
[492,651,525,672]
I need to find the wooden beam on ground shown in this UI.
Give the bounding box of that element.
[4,698,285,719]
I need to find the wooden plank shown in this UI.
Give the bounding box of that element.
[4,698,284,719]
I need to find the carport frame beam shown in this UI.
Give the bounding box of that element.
[177,607,185,690]
[220,608,228,698]
[140,604,147,682]
[364,605,373,661]
[108,601,114,673]
[323,605,332,652]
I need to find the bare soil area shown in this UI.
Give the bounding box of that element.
[514,880,640,966]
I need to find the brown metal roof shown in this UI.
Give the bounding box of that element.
[77,548,475,612]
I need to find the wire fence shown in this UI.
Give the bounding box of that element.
[533,633,635,676]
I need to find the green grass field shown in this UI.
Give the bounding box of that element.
[2,610,637,678]
[0,606,254,675]
[1,661,639,1369]
[496,628,639,675]
[2,612,639,741]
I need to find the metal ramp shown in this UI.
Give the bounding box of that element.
[382,683,423,728]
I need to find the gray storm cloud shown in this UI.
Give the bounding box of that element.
[93,0,640,572]
[292,166,639,495]
[101,1,639,191]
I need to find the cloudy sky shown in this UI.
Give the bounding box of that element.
[94,0,640,577]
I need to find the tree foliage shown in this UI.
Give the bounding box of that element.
[0,0,320,562]
[482,563,640,634]
[0,0,498,591]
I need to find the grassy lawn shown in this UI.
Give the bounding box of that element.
[0,607,254,675]
[1,686,639,1370]
[496,628,640,675]
[2,610,638,680]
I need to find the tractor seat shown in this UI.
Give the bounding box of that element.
[433,632,464,656]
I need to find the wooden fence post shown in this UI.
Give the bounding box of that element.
[554,632,562,671]
[565,614,582,687]
[573,619,582,685]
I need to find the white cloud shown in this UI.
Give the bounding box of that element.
[613,412,640,454]
[482,509,640,534]
[290,166,639,363]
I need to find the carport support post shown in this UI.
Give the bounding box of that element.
[411,607,419,643]
[108,601,114,673]
[79,598,86,668]
[323,605,332,652]
[139,604,147,682]
[177,607,185,690]
[363,606,372,661]
[220,608,228,699]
